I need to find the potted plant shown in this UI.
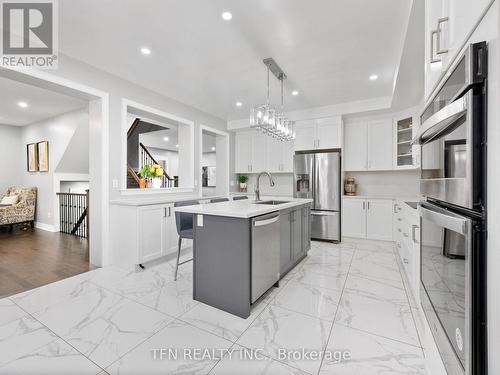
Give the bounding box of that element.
[138,165,150,189]
[150,164,164,188]
[139,164,164,188]
[238,175,248,192]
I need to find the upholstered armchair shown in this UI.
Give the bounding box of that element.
[0,187,37,230]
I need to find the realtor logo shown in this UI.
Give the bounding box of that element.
[1,0,58,68]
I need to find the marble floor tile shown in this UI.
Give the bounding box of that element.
[237,305,331,374]
[271,280,342,321]
[353,249,398,265]
[319,324,426,374]
[210,345,309,375]
[33,287,173,368]
[0,337,102,375]
[335,291,420,347]
[0,315,57,367]
[0,298,28,326]
[138,277,199,318]
[304,253,353,268]
[348,257,402,283]
[179,298,267,342]
[344,274,409,306]
[291,264,349,292]
[106,320,232,375]
[10,275,97,314]
[78,266,133,288]
[101,268,173,301]
[351,240,395,253]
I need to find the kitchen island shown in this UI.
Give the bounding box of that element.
[175,198,312,318]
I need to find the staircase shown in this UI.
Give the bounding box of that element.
[127,118,176,188]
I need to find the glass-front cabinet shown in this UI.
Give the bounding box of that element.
[392,112,419,170]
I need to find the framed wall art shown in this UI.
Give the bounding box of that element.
[27,143,38,172]
[37,141,49,172]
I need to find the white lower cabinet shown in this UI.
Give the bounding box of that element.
[342,198,393,241]
[393,201,420,301]
[138,204,176,264]
[110,203,177,269]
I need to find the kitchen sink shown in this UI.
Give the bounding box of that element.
[254,200,290,205]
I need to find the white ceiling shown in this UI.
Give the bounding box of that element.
[0,77,88,126]
[58,0,413,120]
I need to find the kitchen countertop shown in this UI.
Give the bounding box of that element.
[343,194,420,202]
[175,198,313,218]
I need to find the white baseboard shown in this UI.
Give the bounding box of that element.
[34,222,57,232]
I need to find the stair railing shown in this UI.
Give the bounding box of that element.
[139,142,175,188]
[57,189,89,238]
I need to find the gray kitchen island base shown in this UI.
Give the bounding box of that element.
[191,202,311,319]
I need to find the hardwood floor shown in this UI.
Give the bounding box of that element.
[0,226,95,297]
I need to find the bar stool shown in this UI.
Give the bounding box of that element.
[232,196,248,200]
[210,197,229,203]
[174,199,199,281]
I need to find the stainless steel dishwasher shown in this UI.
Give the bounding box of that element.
[251,212,280,303]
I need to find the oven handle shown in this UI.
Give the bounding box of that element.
[412,95,467,145]
[420,202,468,235]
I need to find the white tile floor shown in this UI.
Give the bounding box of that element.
[0,239,427,374]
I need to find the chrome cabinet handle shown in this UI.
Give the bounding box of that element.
[403,258,409,264]
[362,201,366,210]
[436,17,449,55]
[430,29,440,63]
[394,204,398,213]
[412,224,419,243]
[403,233,409,238]
[367,201,370,210]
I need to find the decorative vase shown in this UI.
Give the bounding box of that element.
[239,182,247,193]
[152,177,162,189]
[139,179,147,189]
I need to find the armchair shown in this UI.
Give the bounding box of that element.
[0,187,37,231]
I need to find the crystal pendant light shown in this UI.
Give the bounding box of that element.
[250,58,295,141]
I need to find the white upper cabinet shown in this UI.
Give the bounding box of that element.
[294,121,316,151]
[234,130,294,174]
[367,120,393,170]
[424,0,493,100]
[252,132,268,173]
[344,122,368,171]
[235,131,253,173]
[294,116,342,151]
[315,117,342,150]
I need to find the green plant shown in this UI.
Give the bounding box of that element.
[139,165,154,179]
[238,175,248,184]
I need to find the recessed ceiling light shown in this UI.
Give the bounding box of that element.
[140,47,151,55]
[175,144,179,148]
[17,101,28,108]
[221,11,232,20]
[369,74,378,81]
[163,137,169,141]
[211,146,216,151]
[235,101,243,107]
[291,90,299,96]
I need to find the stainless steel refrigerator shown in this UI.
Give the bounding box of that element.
[293,150,341,242]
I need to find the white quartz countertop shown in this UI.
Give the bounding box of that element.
[175,198,313,218]
[342,195,420,202]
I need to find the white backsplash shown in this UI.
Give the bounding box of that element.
[344,170,420,197]
[233,173,294,197]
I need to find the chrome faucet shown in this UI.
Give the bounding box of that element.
[255,171,275,201]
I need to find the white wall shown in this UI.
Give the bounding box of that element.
[21,107,89,228]
[0,125,23,195]
[235,174,294,197]
[344,170,420,197]
[60,180,89,193]
[147,147,179,177]
[202,152,216,166]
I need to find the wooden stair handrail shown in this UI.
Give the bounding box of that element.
[127,164,141,184]
[139,142,174,181]
[127,118,141,139]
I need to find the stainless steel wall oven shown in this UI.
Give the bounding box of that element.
[416,42,487,375]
